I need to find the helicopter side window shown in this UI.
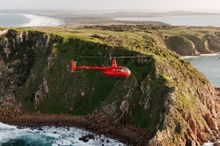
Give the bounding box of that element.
[122,67,130,72]
[116,67,131,73]
[116,68,123,72]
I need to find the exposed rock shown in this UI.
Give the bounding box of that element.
[79,134,95,142]
[0,29,63,110]
[204,114,218,131]
[0,29,8,37]
[205,35,220,52]
[34,77,49,109]
[214,142,220,146]
[165,35,198,55]
[184,35,210,54]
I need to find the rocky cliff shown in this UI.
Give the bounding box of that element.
[0,26,220,145]
[89,25,220,56]
[165,33,220,55]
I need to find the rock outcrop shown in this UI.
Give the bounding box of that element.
[88,25,220,56]
[165,35,198,55]
[164,34,220,56]
[0,27,220,145]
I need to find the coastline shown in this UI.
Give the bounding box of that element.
[182,53,220,88]
[0,13,64,27]
[1,88,219,145]
[181,52,220,59]
[0,122,125,145]
[0,112,149,145]
[22,14,65,27]
[114,15,220,27]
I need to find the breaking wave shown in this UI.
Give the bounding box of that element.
[22,14,64,27]
[0,13,64,27]
[0,122,125,146]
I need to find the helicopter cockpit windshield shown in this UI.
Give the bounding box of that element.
[117,67,131,74]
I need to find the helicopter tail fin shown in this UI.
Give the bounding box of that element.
[111,58,117,68]
[70,59,76,72]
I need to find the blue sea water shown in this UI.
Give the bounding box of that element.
[0,13,64,27]
[115,15,220,27]
[185,55,220,87]
[0,122,125,146]
[0,14,30,27]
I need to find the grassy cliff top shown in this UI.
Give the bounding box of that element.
[11,25,220,38]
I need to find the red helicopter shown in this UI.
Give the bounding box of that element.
[70,58,131,77]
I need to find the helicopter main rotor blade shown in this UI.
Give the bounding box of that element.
[79,55,148,59]
[114,56,148,58]
[79,56,103,58]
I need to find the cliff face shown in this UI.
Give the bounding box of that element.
[0,30,62,98]
[165,35,198,55]
[159,29,220,56]
[90,25,220,56]
[0,27,220,145]
[164,34,220,56]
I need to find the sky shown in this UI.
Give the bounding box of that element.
[0,0,220,12]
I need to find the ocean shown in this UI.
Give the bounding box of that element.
[115,15,220,27]
[0,122,125,146]
[0,13,64,27]
[185,54,220,87]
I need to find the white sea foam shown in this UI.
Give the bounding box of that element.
[0,13,64,27]
[181,55,200,59]
[181,53,220,59]
[203,142,213,146]
[0,122,125,146]
[21,14,64,27]
[203,140,220,146]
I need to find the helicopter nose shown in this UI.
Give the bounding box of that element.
[127,69,131,76]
